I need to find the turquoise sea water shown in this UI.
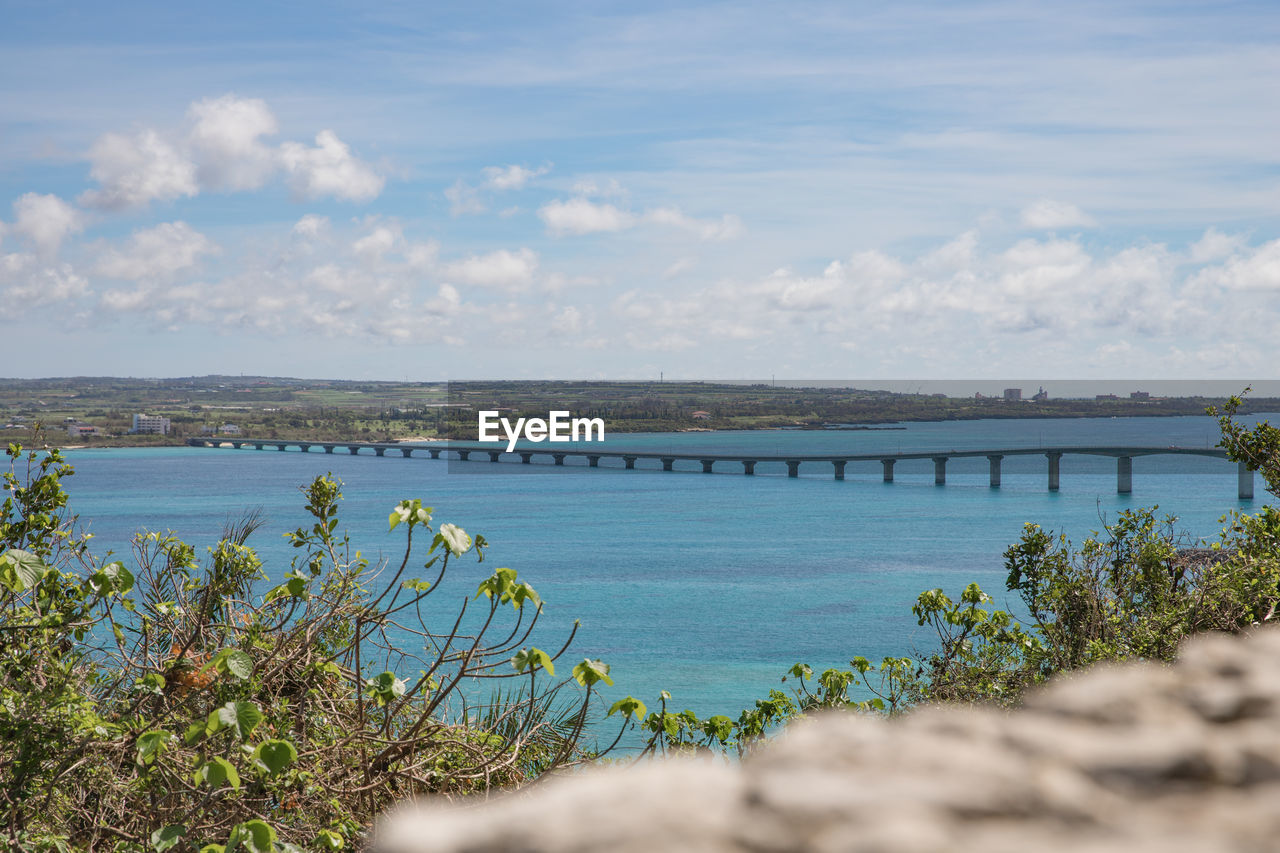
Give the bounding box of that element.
[58,414,1271,722]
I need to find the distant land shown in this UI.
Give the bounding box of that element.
[1,376,1275,447]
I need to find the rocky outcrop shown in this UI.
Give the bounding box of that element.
[376,628,1280,852]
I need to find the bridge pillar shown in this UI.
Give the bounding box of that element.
[661,458,674,471]
[987,455,1003,487]
[832,460,846,480]
[882,459,895,482]
[255,443,265,450]
[553,454,566,466]
[401,448,414,458]
[488,451,502,462]
[301,444,313,452]
[1117,456,1132,493]
[1239,461,1254,500]
[933,457,947,485]
[324,445,335,454]
[1046,452,1062,491]
[429,449,441,459]
[624,456,637,469]
[277,444,287,452]
[457,450,470,461]
[348,446,360,455]
[520,452,533,464]
[701,459,715,473]
[374,447,385,457]
[786,460,800,478]
[230,442,243,449]
[588,455,600,467]
[742,460,756,475]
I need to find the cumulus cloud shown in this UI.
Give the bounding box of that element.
[1188,227,1247,264]
[187,94,279,191]
[444,180,486,216]
[279,130,385,202]
[1019,199,1097,230]
[441,248,538,289]
[80,130,198,210]
[481,163,550,191]
[292,214,330,239]
[94,222,218,280]
[0,253,89,308]
[645,207,743,241]
[11,193,83,256]
[538,198,634,235]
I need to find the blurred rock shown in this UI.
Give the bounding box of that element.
[376,628,1280,853]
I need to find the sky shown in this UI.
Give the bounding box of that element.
[1,0,1278,381]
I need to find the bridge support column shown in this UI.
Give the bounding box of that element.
[255,443,265,450]
[374,447,385,457]
[455,450,469,461]
[662,458,674,471]
[701,459,715,473]
[786,460,800,478]
[588,455,600,467]
[488,451,502,462]
[832,461,846,480]
[348,446,360,455]
[277,444,287,452]
[933,457,947,485]
[624,456,636,469]
[231,442,243,449]
[324,445,335,454]
[553,454,566,466]
[429,449,441,459]
[882,459,895,482]
[1240,461,1254,500]
[742,460,756,475]
[300,445,313,453]
[987,455,1003,487]
[520,453,533,464]
[1047,452,1061,491]
[1117,456,1132,493]
[401,448,414,458]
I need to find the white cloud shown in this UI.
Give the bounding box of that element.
[11,193,83,256]
[187,94,279,191]
[292,214,330,239]
[551,305,583,334]
[353,223,402,259]
[1188,227,1247,264]
[80,130,198,210]
[539,197,634,235]
[1196,238,1280,292]
[663,257,696,278]
[645,207,743,241]
[481,163,550,191]
[0,254,88,308]
[442,248,538,289]
[1019,199,1097,230]
[280,130,384,202]
[444,180,485,216]
[95,221,218,280]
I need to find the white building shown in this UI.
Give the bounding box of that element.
[131,414,171,435]
[67,423,104,438]
[219,423,242,435]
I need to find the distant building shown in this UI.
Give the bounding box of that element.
[1003,388,1022,402]
[131,414,171,435]
[1130,391,1151,400]
[1096,394,1119,401]
[66,423,103,438]
[690,411,712,420]
[1031,386,1049,402]
[219,423,242,435]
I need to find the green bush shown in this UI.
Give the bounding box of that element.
[0,441,641,852]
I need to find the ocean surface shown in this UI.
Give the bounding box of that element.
[57,414,1272,730]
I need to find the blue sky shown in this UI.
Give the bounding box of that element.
[1,0,1278,379]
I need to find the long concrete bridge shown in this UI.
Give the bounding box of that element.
[186,438,1255,499]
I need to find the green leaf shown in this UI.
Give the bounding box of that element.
[510,647,555,676]
[364,671,406,706]
[252,739,298,776]
[228,820,276,853]
[265,574,309,603]
[199,846,226,853]
[136,730,171,766]
[206,701,264,739]
[0,548,48,592]
[314,829,344,851]
[607,696,647,720]
[214,649,254,681]
[184,722,206,745]
[150,825,185,852]
[134,673,166,695]
[572,658,613,687]
[194,756,241,791]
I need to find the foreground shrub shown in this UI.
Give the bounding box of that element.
[0,442,640,852]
